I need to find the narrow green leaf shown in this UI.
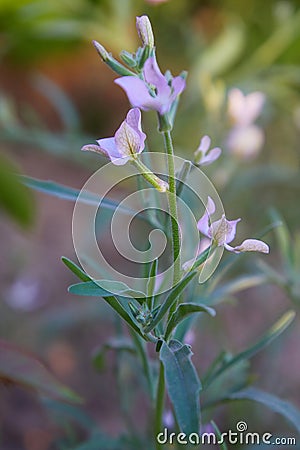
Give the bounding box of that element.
[204,310,295,388]
[62,257,91,282]
[160,340,201,434]
[0,339,81,403]
[225,387,300,434]
[165,303,216,340]
[147,258,158,310]
[144,271,197,332]
[20,175,134,215]
[68,280,145,302]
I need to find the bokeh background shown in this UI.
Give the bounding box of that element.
[1,0,300,449]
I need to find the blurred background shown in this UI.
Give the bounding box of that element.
[0,0,300,449]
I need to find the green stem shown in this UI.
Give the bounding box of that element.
[155,362,165,450]
[163,130,181,288]
[132,158,169,192]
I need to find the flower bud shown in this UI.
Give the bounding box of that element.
[136,15,155,48]
[92,40,136,77]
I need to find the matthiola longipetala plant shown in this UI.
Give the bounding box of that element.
[61,14,298,449]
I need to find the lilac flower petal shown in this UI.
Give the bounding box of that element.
[230,238,269,254]
[115,121,142,156]
[125,108,147,150]
[143,57,169,97]
[115,76,162,112]
[198,135,211,154]
[209,216,241,245]
[197,196,216,236]
[200,147,222,166]
[170,76,186,102]
[96,137,121,159]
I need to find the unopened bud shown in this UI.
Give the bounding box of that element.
[136,15,155,48]
[92,40,136,77]
[92,40,110,61]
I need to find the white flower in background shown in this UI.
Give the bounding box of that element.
[226,88,265,160]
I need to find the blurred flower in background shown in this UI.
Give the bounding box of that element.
[226,88,266,160]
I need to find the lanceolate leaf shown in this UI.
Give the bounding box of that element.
[62,257,91,282]
[165,303,216,340]
[21,175,136,216]
[204,310,295,388]
[160,340,201,435]
[0,340,81,403]
[68,280,145,302]
[224,387,300,434]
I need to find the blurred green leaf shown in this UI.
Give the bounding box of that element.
[160,340,201,435]
[0,339,81,403]
[21,175,129,211]
[0,155,35,227]
[165,303,216,341]
[208,274,268,305]
[225,387,300,434]
[92,337,135,371]
[204,310,295,388]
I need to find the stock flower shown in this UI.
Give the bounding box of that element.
[197,197,269,254]
[81,108,146,166]
[228,89,265,127]
[115,56,186,115]
[226,88,265,160]
[194,135,221,166]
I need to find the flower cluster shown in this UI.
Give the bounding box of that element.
[82,14,269,259]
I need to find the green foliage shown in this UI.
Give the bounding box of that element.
[0,339,81,403]
[0,155,35,227]
[224,387,300,434]
[160,340,201,435]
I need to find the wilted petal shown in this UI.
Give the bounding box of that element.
[209,215,241,246]
[81,144,108,157]
[197,196,216,237]
[115,121,143,157]
[230,238,269,254]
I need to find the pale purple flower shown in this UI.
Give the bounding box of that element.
[115,57,186,115]
[197,197,269,254]
[81,108,146,165]
[227,89,265,159]
[194,135,221,166]
[228,89,265,127]
[226,125,264,160]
